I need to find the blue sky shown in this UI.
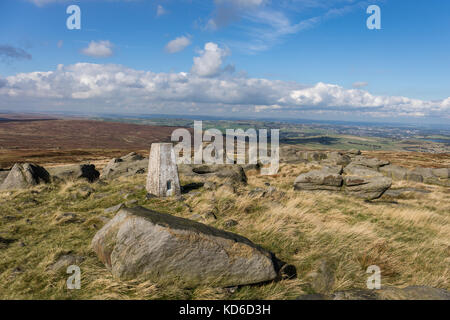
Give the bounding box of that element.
[0,0,449,124]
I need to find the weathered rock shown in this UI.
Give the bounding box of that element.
[432,168,449,179]
[349,156,390,170]
[48,164,99,182]
[48,254,85,273]
[411,167,443,185]
[323,152,351,166]
[298,151,328,162]
[347,149,362,156]
[305,259,335,294]
[101,152,148,179]
[0,169,9,185]
[379,164,408,180]
[223,219,238,228]
[383,187,431,198]
[0,163,50,190]
[343,170,392,200]
[344,163,383,177]
[179,164,247,185]
[92,206,282,287]
[294,169,343,191]
[406,170,424,183]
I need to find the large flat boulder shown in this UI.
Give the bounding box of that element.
[349,156,390,170]
[101,152,148,179]
[48,164,100,183]
[0,163,50,190]
[178,164,247,185]
[92,206,281,287]
[344,173,392,200]
[294,168,343,191]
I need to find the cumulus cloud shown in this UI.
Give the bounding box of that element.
[191,42,230,77]
[352,81,368,88]
[165,36,191,54]
[0,45,32,61]
[81,40,114,58]
[0,63,448,120]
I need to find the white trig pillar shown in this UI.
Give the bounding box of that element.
[146,143,181,197]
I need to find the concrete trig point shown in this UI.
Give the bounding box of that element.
[146,143,181,197]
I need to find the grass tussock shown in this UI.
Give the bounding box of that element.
[0,162,449,299]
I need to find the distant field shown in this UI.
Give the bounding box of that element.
[0,118,192,168]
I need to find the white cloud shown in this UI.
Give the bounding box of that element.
[191,42,230,77]
[81,40,114,58]
[352,81,368,88]
[156,5,167,17]
[165,36,191,54]
[0,63,448,120]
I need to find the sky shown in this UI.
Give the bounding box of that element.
[0,0,449,124]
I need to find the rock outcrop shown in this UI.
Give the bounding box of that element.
[48,164,100,183]
[343,173,392,200]
[101,152,148,179]
[294,167,343,191]
[0,169,9,185]
[294,159,391,200]
[380,164,449,186]
[0,163,50,190]
[178,164,248,185]
[92,206,284,287]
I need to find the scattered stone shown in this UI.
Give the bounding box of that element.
[54,212,83,224]
[204,211,217,220]
[305,259,335,294]
[101,152,148,179]
[203,181,217,191]
[92,206,282,287]
[0,163,50,190]
[224,219,238,228]
[48,254,85,273]
[48,164,99,183]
